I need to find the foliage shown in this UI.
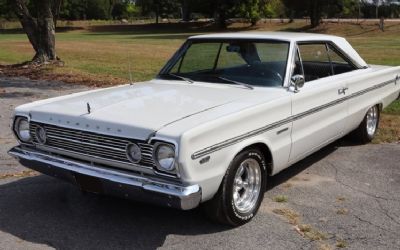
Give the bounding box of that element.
[136,0,181,19]
[1,0,400,27]
[260,0,286,18]
[234,0,261,25]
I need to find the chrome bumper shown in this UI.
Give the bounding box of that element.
[8,146,201,210]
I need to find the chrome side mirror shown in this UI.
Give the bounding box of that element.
[290,75,305,92]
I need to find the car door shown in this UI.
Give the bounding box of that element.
[289,42,348,163]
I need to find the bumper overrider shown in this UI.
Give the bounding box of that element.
[8,146,201,210]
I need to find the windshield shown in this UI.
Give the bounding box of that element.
[159,39,290,87]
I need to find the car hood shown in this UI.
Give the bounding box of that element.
[25,80,266,140]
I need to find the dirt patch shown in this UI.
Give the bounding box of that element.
[0,64,125,87]
[283,172,334,188]
[373,113,400,143]
[272,208,300,225]
[265,204,332,246]
[0,170,38,180]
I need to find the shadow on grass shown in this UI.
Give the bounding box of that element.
[0,26,85,34]
[0,22,322,42]
[86,32,197,40]
[84,22,255,39]
[280,24,314,33]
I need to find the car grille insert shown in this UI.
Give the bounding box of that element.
[29,122,155,168]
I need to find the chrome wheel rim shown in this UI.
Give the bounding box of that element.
[232,158,262,213]
[366,106,378,136]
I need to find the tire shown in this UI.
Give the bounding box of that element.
[351,105,380,144]
[203,148,267,226]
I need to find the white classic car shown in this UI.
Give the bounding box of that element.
[9,32,400,226]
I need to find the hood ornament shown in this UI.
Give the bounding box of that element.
[87,102,91,114]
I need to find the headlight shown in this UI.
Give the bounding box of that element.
[13,117,31,142]
[126,143,142,163]
[154,143,176,172]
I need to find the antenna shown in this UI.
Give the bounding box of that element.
[128,50,134,85]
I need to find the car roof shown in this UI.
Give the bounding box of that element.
[190,32,340,42]
[189,32,368,68]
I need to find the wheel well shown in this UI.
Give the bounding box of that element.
[241,143,273,176]
[377,103,383,111]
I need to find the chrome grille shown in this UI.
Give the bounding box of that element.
[29,122,155,168]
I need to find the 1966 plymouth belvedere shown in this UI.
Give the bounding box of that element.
[9,32,400,226]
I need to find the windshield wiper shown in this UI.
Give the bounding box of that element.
[217,76,254,90]
[162,73,194,84]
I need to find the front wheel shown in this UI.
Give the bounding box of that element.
[203,148,267,226]
[352,105,380,143]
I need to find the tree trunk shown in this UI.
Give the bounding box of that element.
[35,0,56,62]
[216,2,227,29]
[14,0,60,64]
[217,10,227,28]
[14,0,40,53]
[250,19,257,26]
[181,0,190,21]
[309,0,321,28]
[156,4,160,24]
[52,0,63,27]
[108,0,116,20]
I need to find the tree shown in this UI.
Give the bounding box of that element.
[213,0,234,28]
[181,0,190,21]
[260,0,286,19]
[14,0,63,64]
[136,0,180,23]
[234,0,261,26]
[282,0,343,27]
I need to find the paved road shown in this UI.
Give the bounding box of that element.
[1,77,399,250]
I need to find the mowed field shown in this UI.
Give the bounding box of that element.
[0,20,399,142]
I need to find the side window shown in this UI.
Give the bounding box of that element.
[327,44,356,75]
[292,48,303,77]
[298,43,332,82]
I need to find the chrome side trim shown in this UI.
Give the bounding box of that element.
[192,78,397,160]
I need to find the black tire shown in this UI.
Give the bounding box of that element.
[351,105,380,144]
[203,148,267,226]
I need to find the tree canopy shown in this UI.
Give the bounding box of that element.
[2,0,399,25]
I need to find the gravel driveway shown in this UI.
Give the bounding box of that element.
[0,77,399,250]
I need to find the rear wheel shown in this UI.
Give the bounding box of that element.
[352,105,380,143]
[203,148,267,226]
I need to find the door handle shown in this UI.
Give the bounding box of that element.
[338,87,348,95]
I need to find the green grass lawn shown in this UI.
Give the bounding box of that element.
[0,20,399,141]
[1,21,400,81]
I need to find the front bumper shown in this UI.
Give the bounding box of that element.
[8,146,201,210]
